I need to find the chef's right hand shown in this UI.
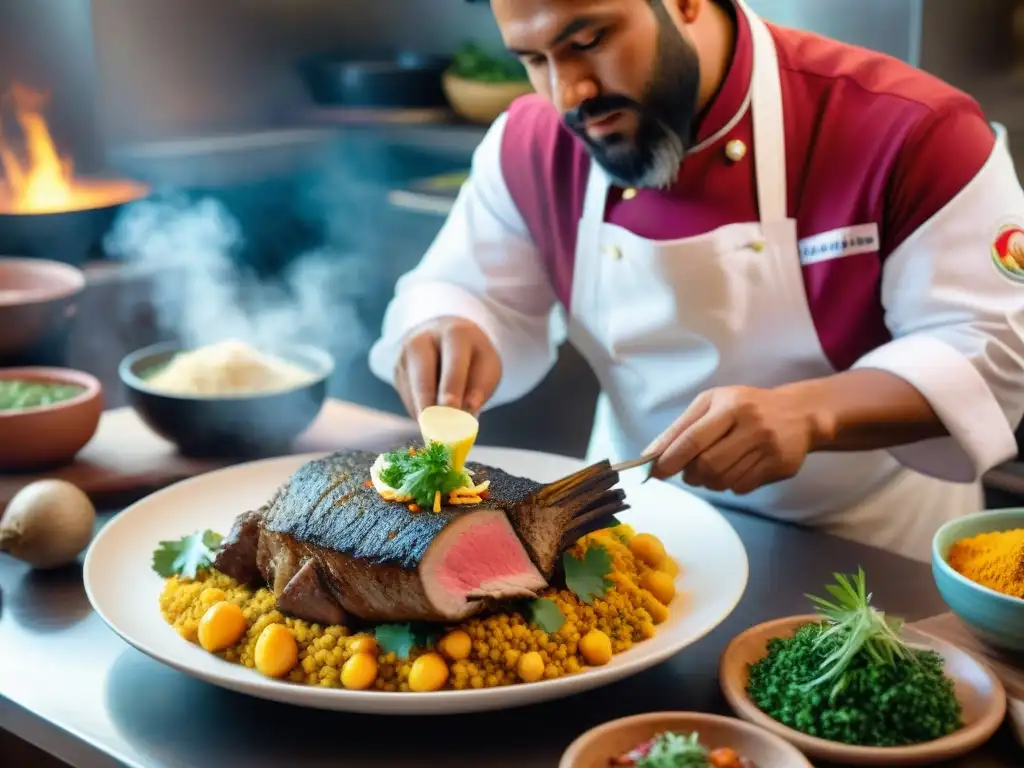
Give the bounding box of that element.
[394,317,502,418]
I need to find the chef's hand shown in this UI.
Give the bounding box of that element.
[394,316,502,418]
[645,386,823,494]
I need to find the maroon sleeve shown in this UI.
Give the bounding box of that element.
[882,100,997,257]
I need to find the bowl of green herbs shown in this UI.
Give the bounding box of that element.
[443,41,533,123]
[719,569,1007,765]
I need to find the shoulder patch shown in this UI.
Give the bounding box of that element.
[991,220,1024,284]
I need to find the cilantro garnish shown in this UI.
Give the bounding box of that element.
[152,530,223,580]
[563,543,614,604]
[378,442,473,507]
[528,597,566,633]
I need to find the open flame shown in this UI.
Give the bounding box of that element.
[0,84,146,214]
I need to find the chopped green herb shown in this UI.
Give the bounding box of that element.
[746,569,963,747]
[563,543,613,605]
[152,530,223,580]
[379,442,473,507]
[375,623,417,660]
[0,380,85,411]
[528,597,566,633]
[637,731,709,768]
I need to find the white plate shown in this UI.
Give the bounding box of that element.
[84,446,749,715]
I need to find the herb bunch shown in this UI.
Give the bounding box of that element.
[746,569,963,747]
[379,442,473,507]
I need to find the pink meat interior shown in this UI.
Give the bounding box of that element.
[420,509,548,620]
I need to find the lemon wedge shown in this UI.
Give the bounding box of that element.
[418,405,479,473]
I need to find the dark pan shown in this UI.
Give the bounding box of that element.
[0,178,150,266]
[298,51,450,109]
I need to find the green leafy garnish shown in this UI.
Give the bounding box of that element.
[450,41,528,83]
[804,567,911,693]
[563,543,613,604]
[375,623,417,660]
[637,731,709,768]
[528,597,566,633]
[152,530,223,580]
[378,442,473,507]
[745,569,963,747]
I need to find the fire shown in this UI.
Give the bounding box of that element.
[0,84,146,214]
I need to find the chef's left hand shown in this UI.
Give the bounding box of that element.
[645,385,823,494]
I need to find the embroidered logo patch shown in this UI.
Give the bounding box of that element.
[798,223,880,266]
[991,222,1024,283]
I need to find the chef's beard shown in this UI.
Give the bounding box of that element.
[563,4,701,189]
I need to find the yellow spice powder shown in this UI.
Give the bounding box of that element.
[947,527,1024,599]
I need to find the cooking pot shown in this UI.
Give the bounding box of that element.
[298,51,451,110]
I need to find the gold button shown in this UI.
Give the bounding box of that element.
[608,245,623,261]
[749,240,766,252]
[725,139,747,162]
[622,188,637,201]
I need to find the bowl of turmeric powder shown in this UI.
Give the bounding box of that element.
[932,509,1024,653]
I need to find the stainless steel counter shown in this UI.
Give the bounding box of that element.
[2,467,1022,767]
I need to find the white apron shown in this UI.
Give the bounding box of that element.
[567,0,983,562]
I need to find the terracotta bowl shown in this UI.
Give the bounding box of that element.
[719,615,1007,765]
[0,367,103,471]
[0,257,86,367]
[442,71,534,124]
[560,711,813,768]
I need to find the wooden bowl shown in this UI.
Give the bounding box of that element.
[0,367,103,471]
[719,615,1007,765]
[442,71,534,124]
[560,711,813,768]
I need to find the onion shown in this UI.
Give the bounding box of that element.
[0,479,96,569]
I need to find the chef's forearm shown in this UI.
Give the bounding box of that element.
[781,369,950,452]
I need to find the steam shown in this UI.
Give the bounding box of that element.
[103,192,372,374]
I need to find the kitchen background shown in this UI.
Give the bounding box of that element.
[1,0,1022,471]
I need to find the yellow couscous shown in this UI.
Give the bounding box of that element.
[159,525,681,692]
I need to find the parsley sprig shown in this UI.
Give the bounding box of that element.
[378,442,473,507]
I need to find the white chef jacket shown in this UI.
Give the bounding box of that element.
[369,0,1024,561]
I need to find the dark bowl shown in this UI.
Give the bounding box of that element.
[118,342,334,459]
[0,178,150,265]
[298,51,451,109]
[0,257,86,367]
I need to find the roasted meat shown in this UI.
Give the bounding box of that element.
[214,449,629,624]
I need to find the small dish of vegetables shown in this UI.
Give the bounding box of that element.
[560,712,812,768]
[719,569,1008,765]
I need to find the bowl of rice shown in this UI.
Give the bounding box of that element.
[119,339,334,458]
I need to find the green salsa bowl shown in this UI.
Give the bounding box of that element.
[0,367,103,471]
[932,508,1024,653]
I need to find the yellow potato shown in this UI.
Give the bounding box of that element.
[197,601,246,652]
[254,624,298,678]
[409,652,449,692]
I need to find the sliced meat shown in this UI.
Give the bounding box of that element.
[276,560,347,626]
[218,448,628,624]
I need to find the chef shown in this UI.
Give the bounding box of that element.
[369,0,1024,560]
